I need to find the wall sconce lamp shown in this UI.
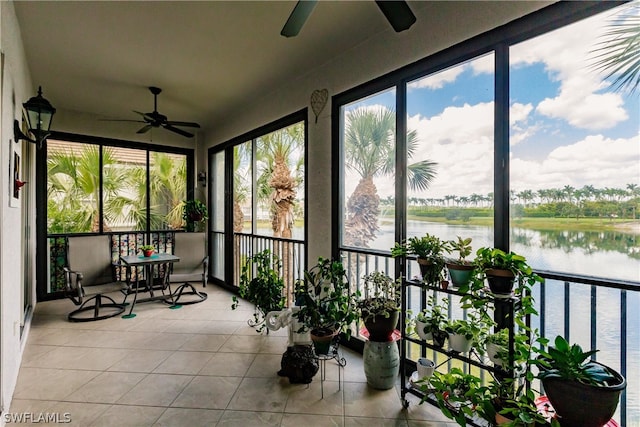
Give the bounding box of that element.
[198,171,207,187]
[14,86,56,149]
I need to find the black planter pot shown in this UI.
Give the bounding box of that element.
[364,311,399,342]
[486,268,515,296]
[417,258,443,285]
[542,361,626,427]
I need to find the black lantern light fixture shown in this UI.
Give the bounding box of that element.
[14,86,56,149]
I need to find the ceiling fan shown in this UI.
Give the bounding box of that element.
[281,0,416,38]
[109,86,200,138]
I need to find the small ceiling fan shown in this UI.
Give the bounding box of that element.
[108,86,200,138]
[281,0,416,38]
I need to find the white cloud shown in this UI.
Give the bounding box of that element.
[408,65,465,90]
[512,10,629,130]
[511,134,640,191]
[406,102,495,199]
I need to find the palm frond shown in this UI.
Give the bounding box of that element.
[590,2,640,94]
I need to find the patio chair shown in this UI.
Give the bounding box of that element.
[168,232,208,304]
[64,235,129,322]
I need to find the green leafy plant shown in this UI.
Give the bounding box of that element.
[182,199,208,231]
[414,295,448,346]
[139,244,155,251]
[444,319,478,341]
[231,250,285,333]
[426,368,488,426]
[537,335,619,386]
[490,388,559,427]
[293,257,360,339]
[391,233,450,261]
[358,271,400,322]
[392,233,449,283]
[447,236,473,265]
[474,247,536,278]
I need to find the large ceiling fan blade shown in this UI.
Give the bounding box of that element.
[281,0,317,38]
[133,110,155,122]
[375,1,416,33]
[166,120,201,128]
[99,118,145,123]
[137,124,153,134]
[163,124,194,138]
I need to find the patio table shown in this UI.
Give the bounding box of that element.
[119,253,180,318]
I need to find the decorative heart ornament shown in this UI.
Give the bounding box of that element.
[310,89,328,123]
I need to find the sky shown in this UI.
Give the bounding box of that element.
[345,2,639,201]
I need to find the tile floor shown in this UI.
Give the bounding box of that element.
[10,284,456,426]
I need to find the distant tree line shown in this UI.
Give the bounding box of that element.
[382,183,640,220]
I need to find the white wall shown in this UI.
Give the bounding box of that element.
[0,0,35,416]
[202,1,552,263]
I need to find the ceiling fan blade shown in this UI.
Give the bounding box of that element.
[163,124,194,138]
[375,0,416,33]
[99,118,145,123]
[133,110,155,122]
[137,124,153,134]
[166,120,201,128]
[281,0,317,38]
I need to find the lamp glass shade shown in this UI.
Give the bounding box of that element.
[23,86,56,134]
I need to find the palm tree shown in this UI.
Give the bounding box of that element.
[343,107,437,248]
[233,143,251,233]
[48,145,128,232]
[591,1,640,95]
[256,123,305,239]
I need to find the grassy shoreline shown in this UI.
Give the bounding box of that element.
[402,215,640,234]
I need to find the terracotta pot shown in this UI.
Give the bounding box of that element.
[143,249,154,257]
[310,329,338,355]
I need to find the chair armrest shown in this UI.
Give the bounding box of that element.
[63,266,85,301]
[201,256,209,286]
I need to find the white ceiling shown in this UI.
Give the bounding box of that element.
[13,1,549,137]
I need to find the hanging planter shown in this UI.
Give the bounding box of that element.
[182,199,208,232]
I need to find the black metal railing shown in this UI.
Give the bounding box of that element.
[232,232,305,307]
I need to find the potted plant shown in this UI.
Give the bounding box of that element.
[182,199,208,232]
[473,247,542,297]
[231,249,285,333]
[483,383,557,427]
[358,271,400,342]
[444,318,482,354]
[414,295,448,347]
[392,233,449,284]
[426,368,488,426]
[484,327,510,367]
[445,236,474,288]
[293,257,360,355]
[537,335,626,427]
[139,244,155,257]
